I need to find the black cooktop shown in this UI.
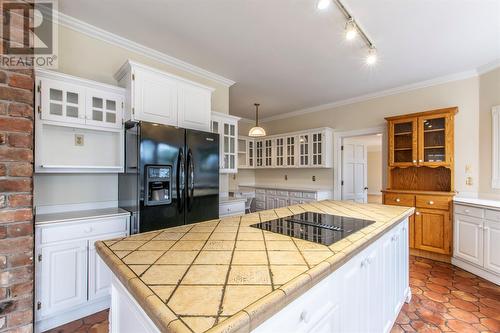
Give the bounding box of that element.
[250,212,375,246]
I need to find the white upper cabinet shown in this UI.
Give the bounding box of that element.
[211,112,240,173]
[86,89,124,129]
[115,60,214,131]
[240,128,332,169]
[40,78,86,124]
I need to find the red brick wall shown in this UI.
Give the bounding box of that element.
[0,1,34,332]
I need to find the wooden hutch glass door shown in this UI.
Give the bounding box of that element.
[418,114,450,167]
[389,118,417,167]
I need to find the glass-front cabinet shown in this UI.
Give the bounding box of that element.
[299,134,310,167]
[40,78,86,124]
[256,141,263,167]
[238,136,255,169]
[264,139,273,167]
[286,136,296,167]
[86,90,123,129]
[388,117,418,167]
[210,112,240,173]
[275,137,284,167]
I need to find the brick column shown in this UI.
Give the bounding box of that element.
[0,1,35,332]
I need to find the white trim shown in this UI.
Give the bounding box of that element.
[211,110,241,121]
[477,59,500,76]
[452,257,500,286]
[260,70,478,123]
[35,200,118,215]
[57,11,235,88]
[333,126,386,200]
[492,106,500,189]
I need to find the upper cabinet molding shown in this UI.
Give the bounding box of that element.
[492,105,500,189]
[57,11,235,88]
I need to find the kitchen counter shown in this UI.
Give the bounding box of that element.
[453,197,500,210]
[237,184,333,192]
[96,200,413,333]
[35,207,130,225]
[219,196,247,203]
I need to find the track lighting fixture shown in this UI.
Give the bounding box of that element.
[344,19,358,41]
[317,0,331,10]
[366,47,377,65]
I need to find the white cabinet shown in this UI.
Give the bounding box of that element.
[35,212,130,332]
[238,128,332,169]
[86,89,123,129]
[238,136,255,169]
[252,187,333,211]
[40,78,86,124]
[219,199,246,217]
[116,60,214,131]
[39,240,88,318]
[211,112,240,173]
[484,220,500,274]
[453,201,500,285]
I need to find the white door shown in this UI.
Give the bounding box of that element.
[454,215,483,266]
[178,83,211,131]
[133,67,178,126]
[85,89,124,129]
[39,240,87,317]
[88,232,127,301]
[484,220,500,274]
[40,78,86,124]
[342,143,368,203]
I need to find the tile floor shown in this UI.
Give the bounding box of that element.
[44,256,500,333]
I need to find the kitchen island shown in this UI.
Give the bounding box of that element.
[96,200,414,333]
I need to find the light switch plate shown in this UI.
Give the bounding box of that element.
[75,134,84,146]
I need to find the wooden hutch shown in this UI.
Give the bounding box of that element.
[382,107,458,262]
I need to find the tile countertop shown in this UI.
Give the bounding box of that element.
[453,197,500,210]
[35,207,131,225]
[96,200,414,333]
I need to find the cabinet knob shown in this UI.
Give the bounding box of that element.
[413,160,417,164]
[395,198,401,203]
[419,159,423,163]
[299,310,310,323]
[464,209,470,214]
[428,201,434,205]
[415,211,420,216]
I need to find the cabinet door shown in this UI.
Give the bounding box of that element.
[264,139,273,167]
[256,141,263,167]
[178,83,211,131]
[381,227,399,332]
[86,89,123,129]
[311,132,323,166]
[454,214,483,266]
[222,122,237,173]
[484,220,500,274]
[418,114,452,167]
[247,140,255,168]
[276,197,288,208]
[275,137,285,167]
[286,136,297,167]
[339,254,364,332]
[409,214,415,249]
[40,78,86,124]
[88,232,127,301]
[388,117,418,167]
[298,134,310,166]
[39,240,88,318]
[133,67,178,126]
[415,208,451,254]
[266,197,276,209]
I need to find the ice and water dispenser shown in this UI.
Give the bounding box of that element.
[144,165,172,206]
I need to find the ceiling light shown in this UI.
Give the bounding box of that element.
[317,0,331,10]
[366,47,377,65]
[248,103,266,137]
[345,19,357,40]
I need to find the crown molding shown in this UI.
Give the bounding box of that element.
[260,69,479,122]
[57,11,236,88]
[477,58,500,76]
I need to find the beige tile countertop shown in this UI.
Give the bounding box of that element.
[96,200,413,333]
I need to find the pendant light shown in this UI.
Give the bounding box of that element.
[248,103,266,137]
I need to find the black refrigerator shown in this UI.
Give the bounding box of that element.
[119,121,219,234]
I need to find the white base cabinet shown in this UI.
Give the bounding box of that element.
[250,187,333,212]
[453,201,500,285]
[108,218,409,333]
[35,213,130,332]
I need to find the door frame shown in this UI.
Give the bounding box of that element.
[333,126,386,200]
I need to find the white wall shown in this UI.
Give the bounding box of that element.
[34,24,231,208]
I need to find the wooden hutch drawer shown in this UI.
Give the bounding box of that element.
[415,195,451,210]
[384,193,415,207]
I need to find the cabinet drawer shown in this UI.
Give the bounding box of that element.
[39,216,129,244]
[289,191,302,198]
[416,195,450,210]
[384,193,415,207]
[255,189,266,194]
[219,201,245,217]
[454,204,484,219]
[302,192,316,200]
[485,209,500,222]
[276,190,289,197]
[266,189,277,195]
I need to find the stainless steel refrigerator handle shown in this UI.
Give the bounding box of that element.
[177,148,185,213]
[187,149,194,211]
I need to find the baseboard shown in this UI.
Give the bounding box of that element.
[410,248,451,263]
[35,298,110,333]
[451,257,500,286]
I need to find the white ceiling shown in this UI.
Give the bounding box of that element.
[59,0,500,119]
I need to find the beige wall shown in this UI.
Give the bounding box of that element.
[478,67,500,199]
[367,151,382,195]
[35,25,231,207]
[234,77,481,197]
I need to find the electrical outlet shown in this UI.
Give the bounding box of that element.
[284,175,288,180]
[312,175,316,182]
[466,176,473,186]
[74,134,84,146]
